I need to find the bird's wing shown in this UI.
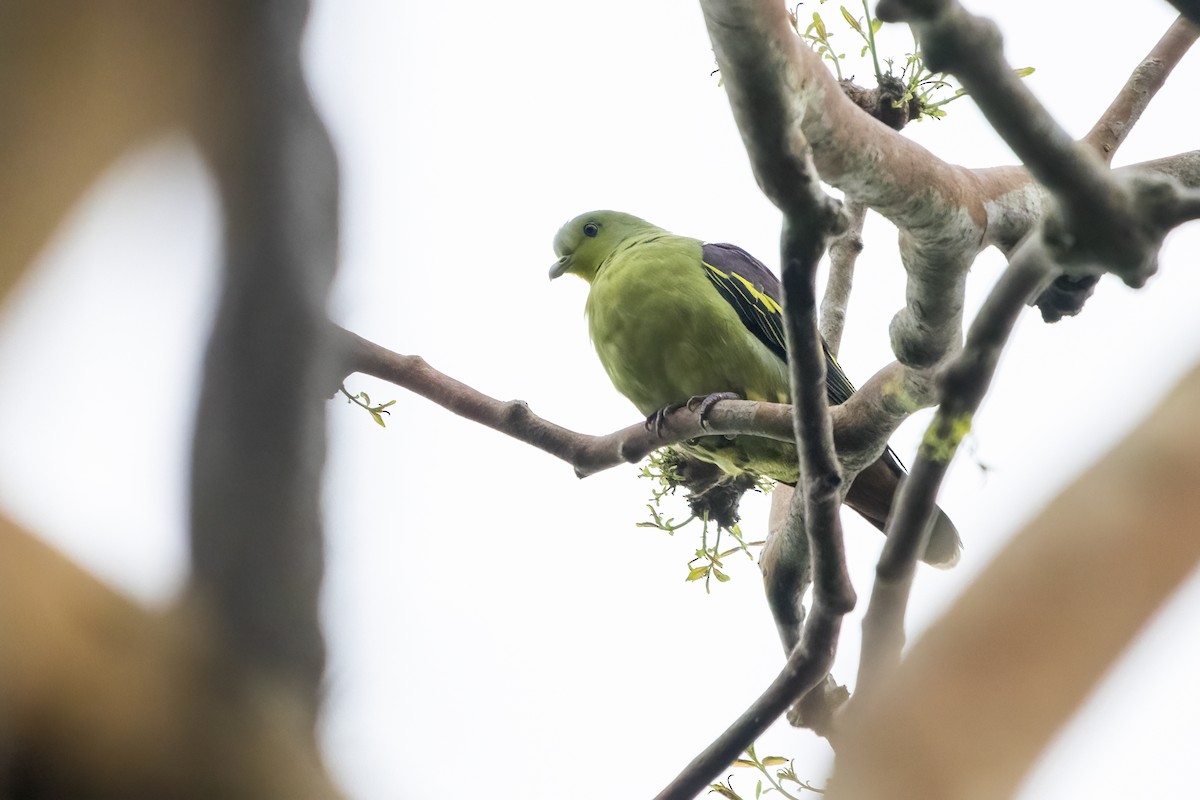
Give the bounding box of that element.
[699,242,857,405]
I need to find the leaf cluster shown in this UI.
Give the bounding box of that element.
[789,1,1033,122]
[638,449,768,592]
[709,744,825,799]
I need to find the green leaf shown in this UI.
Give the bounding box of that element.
[761,756,788,766]
[1013,66,1035,77]
[370,411,387,428]
[708,784,741,800]
[811,12,828,39]
[732,759,757,768]
[358,391,371,404]
[756,780,763,800]
[687,565,710,582]
[871,17,883,32]
[840,6,863,34]
[377,399,396,410]
[713,568,731,583]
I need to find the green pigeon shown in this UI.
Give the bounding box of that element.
[550,210,960,567]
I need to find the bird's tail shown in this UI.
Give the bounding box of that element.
[843,452,962,568]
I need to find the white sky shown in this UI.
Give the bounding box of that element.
[1,1,1198,798]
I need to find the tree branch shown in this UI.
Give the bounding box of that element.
[340,326,801,473]
[1083,16,1199,163]
[820,199,867,356]
[189,1,338,703]
[889,0,1176,288]
[854,1,1200,706]
[0,516,340,797]
[857,234,1055,696]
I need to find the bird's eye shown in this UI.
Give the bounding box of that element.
[583,222,600,238]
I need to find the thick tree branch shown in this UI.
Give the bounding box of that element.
[1083,16,1199,163]
[0,3,208,309]
[0,2,343,792]
[0,517,339,798]
[190,1,337,704]
[841,15,1200,428]
[889,0,1181,288]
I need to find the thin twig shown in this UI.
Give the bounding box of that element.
[653,614,844,800]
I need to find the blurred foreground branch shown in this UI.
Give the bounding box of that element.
[0,0,340,794]
[832,360,1200,798]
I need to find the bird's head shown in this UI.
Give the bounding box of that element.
[550,210,659,283]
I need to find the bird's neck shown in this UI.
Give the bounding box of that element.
[596,229,670,278]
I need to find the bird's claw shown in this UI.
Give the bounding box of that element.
[646,392,742,437]
[645,401,685,437]
[686,392,742,430]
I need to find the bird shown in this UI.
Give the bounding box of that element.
[550,209,961,567]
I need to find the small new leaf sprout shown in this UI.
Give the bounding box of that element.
[716,744,825,798]
[801,11,846,80]
[708,780,743,800]
[786,3,1037,124]
[339,384,396,428]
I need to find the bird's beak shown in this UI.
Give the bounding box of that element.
[549,255,571,280]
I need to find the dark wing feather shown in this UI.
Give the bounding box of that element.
[700,242,787,361]
[700,242,858,406]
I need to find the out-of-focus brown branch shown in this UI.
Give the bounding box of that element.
[0,516,340,798]
[832,361,1200,798]
[0,1,341,793]
[188,1,338,705]
[0,2,207,307]
[1084,16,1199,163]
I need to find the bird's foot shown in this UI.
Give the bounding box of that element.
[686,391,742,430]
